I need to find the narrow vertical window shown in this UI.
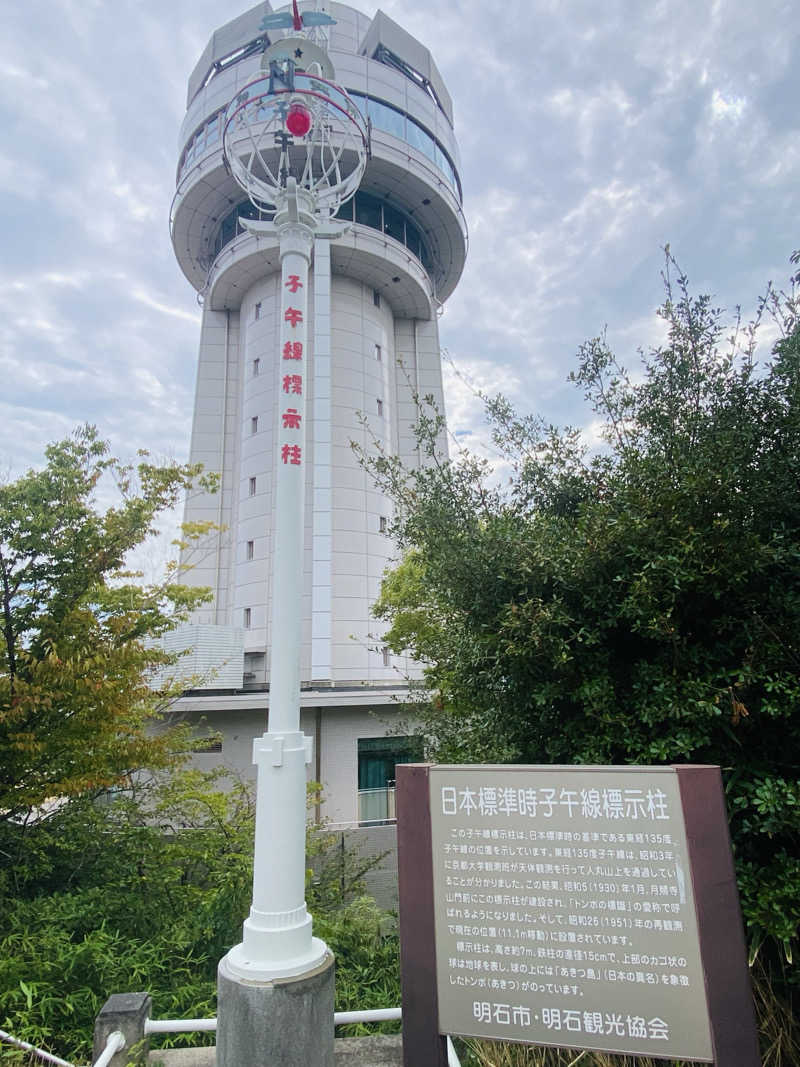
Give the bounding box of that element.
[251,416,258,435]
[373,289,381,308]
[243,608,252,629]
[382,647,390,667]
[254,302,261,320]
[375,343,382,362]
[376,398,383,416]
[249,477,257,496]
[246,540,254,560]
[379,516,387,534]
[253,358,260,376]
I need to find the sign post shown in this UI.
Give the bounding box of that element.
[397,764,760,1066]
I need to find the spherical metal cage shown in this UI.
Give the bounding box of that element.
[223,73,368,214]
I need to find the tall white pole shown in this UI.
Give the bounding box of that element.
[223,182,327,981]
[216,47,367,1067]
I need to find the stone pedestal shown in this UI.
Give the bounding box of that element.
[93,992,150,1066]
[217,950,335,1067]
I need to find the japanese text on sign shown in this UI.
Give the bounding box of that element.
[441,786,669,821]
[429,766,713,1061]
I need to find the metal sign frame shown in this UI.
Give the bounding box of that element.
[396,763,760,1066]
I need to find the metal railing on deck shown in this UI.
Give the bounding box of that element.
[0,1029,77,1067]
[357,785,396,824]
[143,1009,461,1065]
[0,1007,462,1066]
[144,1008,403,1033]
[92,1032,125,1067]
[0,1028,123,1067]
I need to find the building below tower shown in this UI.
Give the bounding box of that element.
[167,1,467,827]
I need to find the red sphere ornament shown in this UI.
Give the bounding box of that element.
[286,102,312,137]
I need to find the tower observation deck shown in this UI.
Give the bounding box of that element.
[170,1,467,826]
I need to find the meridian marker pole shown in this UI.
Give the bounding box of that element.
[216,40,367,1067]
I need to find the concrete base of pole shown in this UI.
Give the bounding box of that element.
[217,950,335,1067]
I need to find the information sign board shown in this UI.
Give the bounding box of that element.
[396,763,761,1067]
[430,765,710,1060]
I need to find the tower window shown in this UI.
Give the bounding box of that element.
[383,205,406,244]
[382,647,391,667]
[254,302,261,320]
[251,416,259,435]
[379,516,387,534]
[246,540,254,560]
[249,477,257,496]
[376,398,383,416]
[373,289,381,308]
[243,608,252,629]
[375,343,382,362]
[253,358,260,376]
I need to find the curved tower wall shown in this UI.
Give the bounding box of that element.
[173,2,465,690]
[170,2,466,825]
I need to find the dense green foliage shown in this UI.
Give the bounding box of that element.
[0,426,215,824]
[0,429,400,1063]
[369,253,800,983]
[0,774,399,1062]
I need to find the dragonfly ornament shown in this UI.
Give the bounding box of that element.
[260,0,336,33]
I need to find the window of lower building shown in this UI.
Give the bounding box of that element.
[357,735,422,824]
[190,738,223,754]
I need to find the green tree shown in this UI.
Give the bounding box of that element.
[0,428,401,1064]
[0,773,400,1063]
[0,425,214,831]
[368,252,800,970]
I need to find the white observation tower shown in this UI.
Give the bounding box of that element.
[170,1,467,832]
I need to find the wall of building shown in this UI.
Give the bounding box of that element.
[314,824,400,913]
[316,704,413,824]
[181,262,440,687]
[180,699,416,827]
[179,307,242,624]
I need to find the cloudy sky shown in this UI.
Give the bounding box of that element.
[2,0,798,482]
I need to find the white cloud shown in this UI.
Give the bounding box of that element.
[132,289,202,324]
[0,154,47,199]
[710,89,746,122]
[1,0,796,489]
[0,61,49,90]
